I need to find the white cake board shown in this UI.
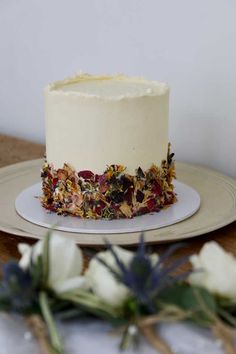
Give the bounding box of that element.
[15,181,200,234]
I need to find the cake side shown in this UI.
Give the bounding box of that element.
[41,144,177,219]
[44,73,169,174]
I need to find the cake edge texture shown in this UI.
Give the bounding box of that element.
[40,144,177,220]
[44,72,169,100]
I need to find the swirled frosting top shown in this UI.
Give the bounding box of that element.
[46,74,169,99]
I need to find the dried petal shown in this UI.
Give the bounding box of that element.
[136,190,144,203]
[120,202,133,218]
[152,181,162,196]
[78,170,94,180]
[147,199,156,211]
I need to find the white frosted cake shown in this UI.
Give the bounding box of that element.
[41,74,176,219]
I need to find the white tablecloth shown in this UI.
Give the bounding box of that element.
[0,314,224,354]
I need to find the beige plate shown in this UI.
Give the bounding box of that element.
[0,159,236,246]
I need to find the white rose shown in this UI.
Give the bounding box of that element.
[189,241,236,300]
[85,246,158,307]
[18,233,86,294]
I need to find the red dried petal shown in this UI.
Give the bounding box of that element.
[95,201,106,215]
[152,181,162,196]
[78,170,94,180]
[95,174,100,183]
[147,199,156,211]
[52,178,58,186]
[98,174,107,185]
[47,172,53,180]
[100,183,109,193]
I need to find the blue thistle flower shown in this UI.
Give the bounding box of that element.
[98,234,190,312]
[3,262,32,289]
[0,261,38,313]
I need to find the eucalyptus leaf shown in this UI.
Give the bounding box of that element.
[158,283,217,327]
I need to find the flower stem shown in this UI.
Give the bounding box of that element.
[119,325,138,351]
[59,291,117,318]
[39,291,64,354]
[140,325,173,354]
[212,320,236,354]
[26,315,53,354]
[119,327,133,351]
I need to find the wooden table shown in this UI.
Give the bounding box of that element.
[1,134,236,266]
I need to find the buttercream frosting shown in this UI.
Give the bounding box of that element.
[44,73,169,174]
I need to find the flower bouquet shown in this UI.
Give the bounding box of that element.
[1,232,236,354]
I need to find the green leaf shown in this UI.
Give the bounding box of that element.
[157,283,217,327]
[217,296,236,310]
[157,282,189,306]
[122,298,140,318]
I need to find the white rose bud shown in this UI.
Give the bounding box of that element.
[85,246,132,307]
[189,241,236,300]
[85,245,158,307]
[18,233,86,294]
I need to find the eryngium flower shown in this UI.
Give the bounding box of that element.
[97,234,189,312]
[0,261,38,313]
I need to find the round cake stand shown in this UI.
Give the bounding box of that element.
[0,159,236,245]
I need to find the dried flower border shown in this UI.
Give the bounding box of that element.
[41,144,176,219]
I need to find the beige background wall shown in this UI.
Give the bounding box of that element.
[0,0,236,178]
